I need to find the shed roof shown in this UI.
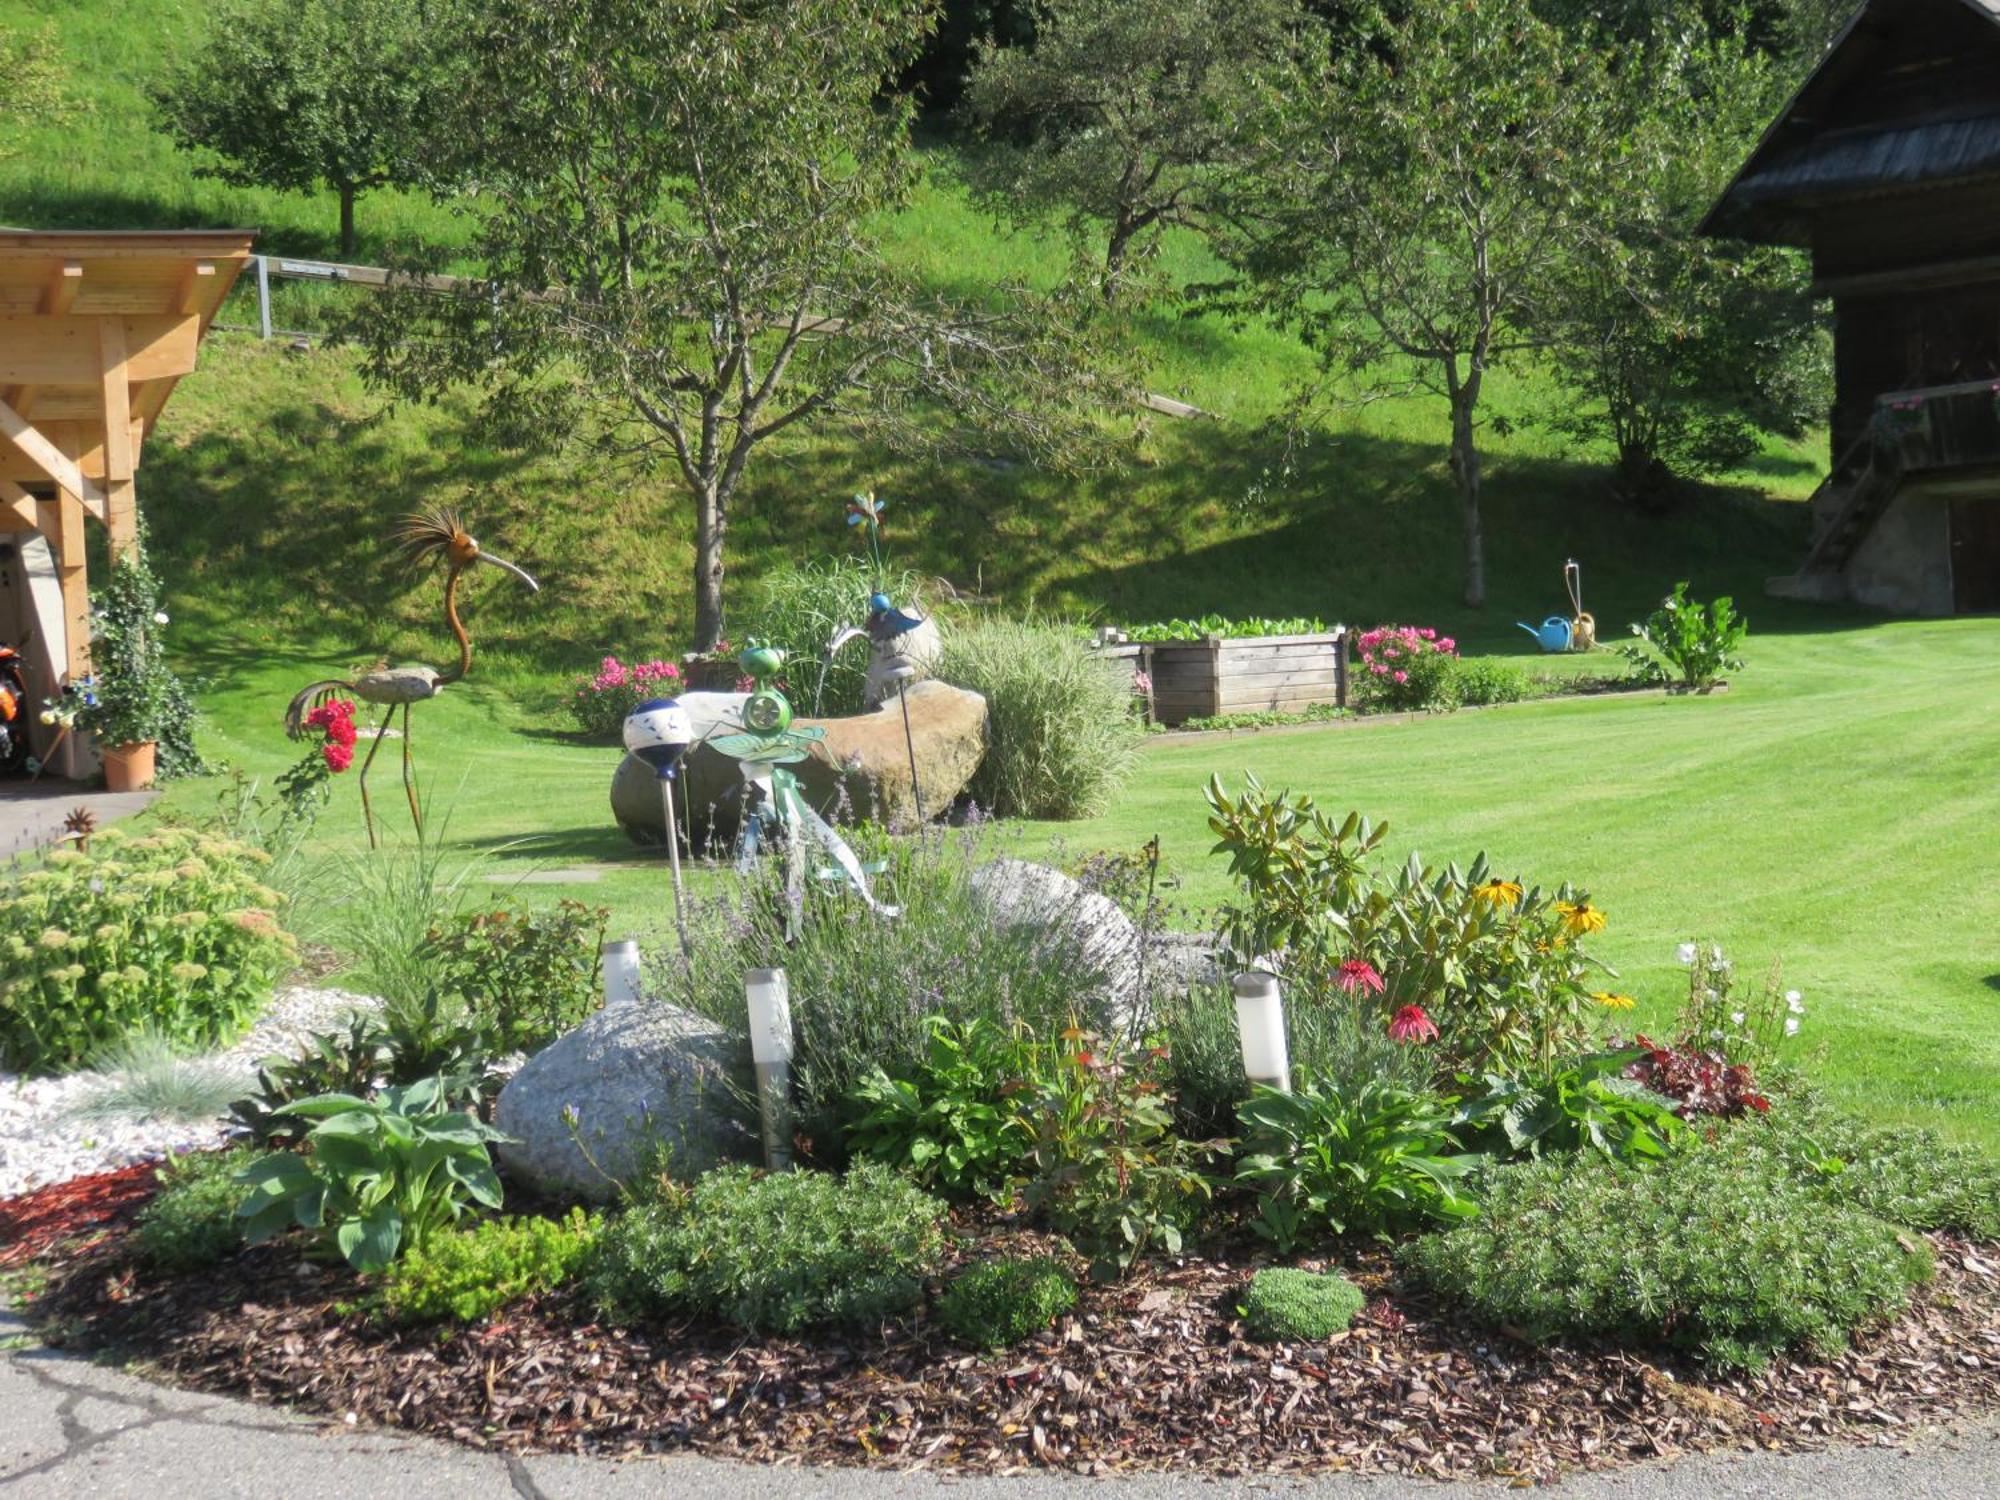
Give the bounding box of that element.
[1701,0,2000,245]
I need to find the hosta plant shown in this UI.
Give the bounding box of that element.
[1234,1077,1480,1250]
[1453,1051,1686,1163]
[235,1076,508,1272]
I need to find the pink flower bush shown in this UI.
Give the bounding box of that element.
[569,655,682,739]
[1353,625,1458,712]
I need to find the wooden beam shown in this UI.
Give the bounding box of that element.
[175,259,217,316]
[0,478,38,532]
[0,398,104,512]
[0,315,201,386]
[97,318,136,556]
[38,428,90,688]
[40,261,82,316]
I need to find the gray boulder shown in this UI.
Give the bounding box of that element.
[967,858,1147,1038]
[495,997,751,1202]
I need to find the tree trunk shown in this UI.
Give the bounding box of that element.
[1104,219,1135,306]
[692,478,727,651]
[1448,390,1487,609]
[338,184,357,259]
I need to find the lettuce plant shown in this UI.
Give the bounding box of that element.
[235,1076,507,1272]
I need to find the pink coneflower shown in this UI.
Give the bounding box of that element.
[1387,1005,1438,1044]
[1336,958,1385,996]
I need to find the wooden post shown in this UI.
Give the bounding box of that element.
[98,316,138,558]
[1335,630,1350,708]
[1207,635,1224,719]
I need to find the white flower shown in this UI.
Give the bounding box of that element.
[1785,990,1804,1015]
[1676,942,1697,965]
[1784,1017,1800,1037]
[1709,1028,1724,1041]
[152,610,170,626]
[1730,1011,1745,1026]
[37,710,54,726]
[1708,955,1732,975]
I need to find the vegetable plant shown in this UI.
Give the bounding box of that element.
[1122,614,1331,642]
[234,1076,508,1272]
[1234,1077,1480,1249]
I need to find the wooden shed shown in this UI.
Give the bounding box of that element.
[1702,0,2000,614]
[0,229,253,773]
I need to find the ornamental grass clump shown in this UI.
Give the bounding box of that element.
[937,1257,1078,1349]
[0,827,297,1074]
[587,1164,947,1335]
[1241,1267,1365,1343]
[1399,1142,1934,1372]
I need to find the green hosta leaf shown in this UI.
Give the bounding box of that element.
[335,1205,403,1273]
[276,1092,375,1119]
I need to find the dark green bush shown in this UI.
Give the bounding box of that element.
[588,1164,948,1334]
[1451,658,1528,706]
[847,1017,1037,1202]
[419,900,608,1053]
[134,1148,261,1271]
[937,1257,1078,1349]
[381,1210,601,1324]
[1241,1267,1365,1342]
[1399,1143,1933,1371]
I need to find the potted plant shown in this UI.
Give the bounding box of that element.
[78,553,196,791]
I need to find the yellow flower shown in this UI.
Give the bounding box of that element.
[1473,878,1524,908]
[93,923,122,943]
[1557,900,1606,936]
[1591,990,1637,1011]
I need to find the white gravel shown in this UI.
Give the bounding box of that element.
[0,986,382,1200]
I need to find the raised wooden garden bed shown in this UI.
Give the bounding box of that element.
[1106,631,1349,726]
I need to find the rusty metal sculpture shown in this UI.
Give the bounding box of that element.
[284,508,539,847]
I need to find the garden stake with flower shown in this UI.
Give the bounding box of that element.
[283,509,539,848]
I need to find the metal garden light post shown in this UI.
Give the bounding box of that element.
[602,938,643,1006]
[1233,970,1291,1093]
[624,698,694,956]
[745,966,795,1170]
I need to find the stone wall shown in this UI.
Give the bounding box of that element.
[1846,489,1955,615]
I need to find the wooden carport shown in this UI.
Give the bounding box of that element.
[0,229,253,770]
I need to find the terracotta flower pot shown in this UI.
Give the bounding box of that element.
[100,740,157,792]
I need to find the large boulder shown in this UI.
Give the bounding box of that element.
[967,858,1147,1038]
[495,997,751,1202]
[612,678,988,846]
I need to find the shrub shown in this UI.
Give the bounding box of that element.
[1620,581,1746,691]
[1235,1078,1480,1250]
[588,1164,947,1334]
[1399,1144,1933,1371]
[1241,1268,1365,1343]
[937,1257,1078,1349]
[420,900,608,1053]
[0,827,297,1074]
[1205,775,1613,1078]
[236,1076,507,1272]
[937,617,1141,819]
[381,1210,601,1324]
[1451,658,1527,707]
[1453,1052,1686,1163]
[134,1148,261,1271]
[847,1017,1037,1202]
[738,556,927,718]
[567,656,683,739]
[1351,626,1459,712]
[673,828,1128,1154]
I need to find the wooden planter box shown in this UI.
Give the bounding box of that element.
[1104,631,1350,726]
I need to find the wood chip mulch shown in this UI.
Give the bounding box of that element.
[0,1161,160,1271]
[16,1202,2000,1484]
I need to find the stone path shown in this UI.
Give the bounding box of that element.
[0,782,155,862]
[5,1312,1999,1499]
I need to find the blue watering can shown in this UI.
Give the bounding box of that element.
[1517,616,1572,653]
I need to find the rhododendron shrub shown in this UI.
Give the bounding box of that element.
[568,656,683,739]
[0,828,298,1073]
[1352,625,1458,712]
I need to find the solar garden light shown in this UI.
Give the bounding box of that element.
[624,697,694,956]
[1233,970,1291,1093]
[745,966,795,1170]
[602,938,644,1007]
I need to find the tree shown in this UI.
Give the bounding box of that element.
[356,0,1108,649]
[150,0,450,256]
[1545,26,1827,507]
[0,23,77,158]
[961,0,1305,303]
[1213,0,1627,606]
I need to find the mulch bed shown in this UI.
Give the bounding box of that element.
[12,1174,2000,1483]
[0,1161,161,1271]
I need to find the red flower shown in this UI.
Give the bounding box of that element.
[325,716,357,748]
[1336,958,1386,996]
[1387,1005,1438,1044]
[323,741,355,773]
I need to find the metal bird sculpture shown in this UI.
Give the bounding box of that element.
[284,508,539,848]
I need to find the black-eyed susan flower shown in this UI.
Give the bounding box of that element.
[1591,990,1637,1011]
[1557,900,1606,936]
[1473,878,1523,908]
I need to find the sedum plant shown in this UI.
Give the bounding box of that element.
[381,1209,601,1324]
[1241,1267,1365,1343]
[1620,581,1746,692]
[235,1076,508,1273]
[0,827,297,1074]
